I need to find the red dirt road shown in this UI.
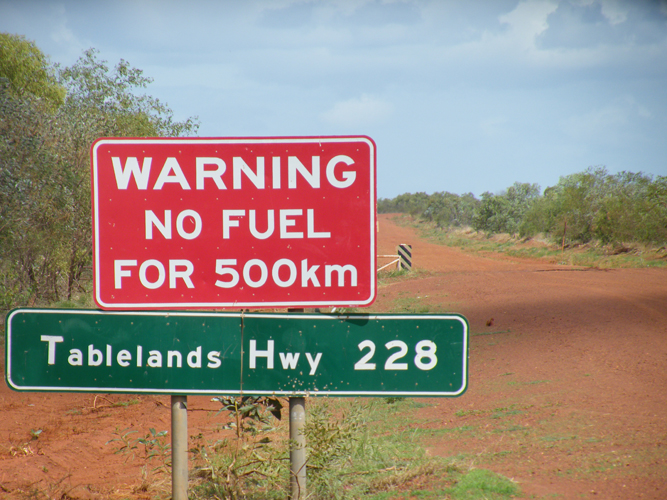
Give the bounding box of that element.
[374,214,667,499]
[1,213,666,498]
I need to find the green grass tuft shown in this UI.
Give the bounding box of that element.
[448,468,520,499]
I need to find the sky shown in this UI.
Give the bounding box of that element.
[1,0,666,199]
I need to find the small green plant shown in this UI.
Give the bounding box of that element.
[212,396,283,437]
[110,398,140,408]
[107,427,139,460]
[107,427,171,475]
[381,268,409,279]
[303,400,364,496]
[455,409,486,417]
[137,428,171,475]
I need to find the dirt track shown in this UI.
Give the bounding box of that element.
[1,213,666,498]
[375,214,667,499]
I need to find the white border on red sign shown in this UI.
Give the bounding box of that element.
[91,136,376,309]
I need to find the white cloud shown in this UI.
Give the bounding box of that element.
[321,94,393,127]
[599,0,629,26]
[498,0,559,49]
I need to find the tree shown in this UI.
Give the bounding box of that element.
[422,191,480,228]
[473,182,540,235]
[521,168,667,245]
[51,49,199,300]
[1,43,199,308]
[0,32,65,108]
[1,35,64,305]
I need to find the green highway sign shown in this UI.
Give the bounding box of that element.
[5,309,468,397]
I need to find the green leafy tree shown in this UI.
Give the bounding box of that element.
[473,182,540,235]
[0,32,65,108]
[422,191,480,228]
[51,49,199,300]
[642,175,667,243]
[523,168,667,245]
[1,33,66,305]
[1,41,199,309]
[1,78,59,305]
[379,191,480,229]
[378,192,431,216]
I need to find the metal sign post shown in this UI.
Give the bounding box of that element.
[289,397,307,499]
[288,308,307,499]
[171,395,188,500]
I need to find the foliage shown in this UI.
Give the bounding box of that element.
[303,399,364,496]
[213,396,283,437]
[523,167,667,245]
[192,397,288,499]
[58,48,198,139]
[107,427,171,475]
[423,191,479,228]
[379,191,480,228]
[190,398,468,499]
[380,167,667,246]
[192,437,288,500]
[378,191,432,216]
[0,36,199,316]
[473,182,541,236]
[0,77,63,305]
[0,32,65,108]
[447,468,519,500]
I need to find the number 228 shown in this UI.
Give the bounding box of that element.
[354,340,437,371]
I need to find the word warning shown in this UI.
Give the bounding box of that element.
[91,137,377,309]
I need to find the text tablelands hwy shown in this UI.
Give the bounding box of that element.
[6,310,468,397]
[91,137,376,310]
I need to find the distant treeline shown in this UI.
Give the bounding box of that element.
[378,167,667,245]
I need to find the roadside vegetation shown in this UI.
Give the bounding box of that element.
[110,396,520,499]
[393,215,667,269]
[0,32,199,319]
[379,168,667,268]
